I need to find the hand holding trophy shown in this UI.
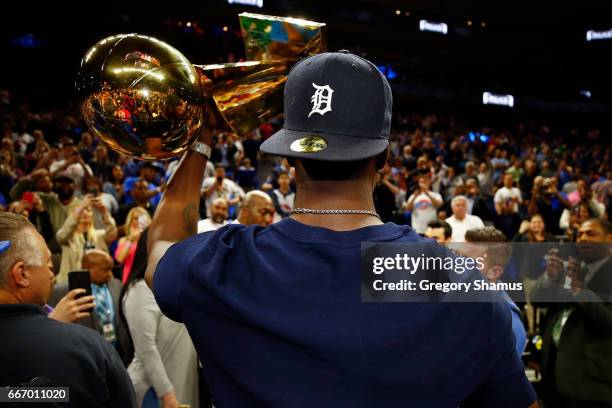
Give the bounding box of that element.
[76,13,326,160]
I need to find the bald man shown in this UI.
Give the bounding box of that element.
[49,249,130,363]
[198,197,229,233]
[236,190,275,227]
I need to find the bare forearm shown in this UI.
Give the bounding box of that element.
[145,146,209,287]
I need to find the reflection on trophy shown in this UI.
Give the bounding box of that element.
[76,13,326,160]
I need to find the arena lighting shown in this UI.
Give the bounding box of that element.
[228,0,263,7]
[586,29,612,41]
[419,20,448,35]
[580,90,592,98]
[482,92,515,108]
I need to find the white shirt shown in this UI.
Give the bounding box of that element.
[271,189,295,223]
[407,191,442,234]
[494,187,522,214]
[197,218,229,233]
[446,214,485,242]
[201,177,245,218]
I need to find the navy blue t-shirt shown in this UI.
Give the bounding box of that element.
[154,219,536,407]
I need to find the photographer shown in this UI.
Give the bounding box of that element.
[528,177,570,235]
[85,176,118,229]
[55,195,117,283]
[49,138,93,193]
[201,165,244,219]
[531,218,612,407]
[0,213,135,407]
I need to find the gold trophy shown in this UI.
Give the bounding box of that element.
[76,13,326,160]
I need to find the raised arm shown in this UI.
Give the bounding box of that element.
[145,120,213,288]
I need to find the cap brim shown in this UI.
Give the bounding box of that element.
[260,128,389,162]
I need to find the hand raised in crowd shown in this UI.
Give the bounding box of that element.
[127,222,144,242]
[160,392,179,408]
[74,195,94,219]
[544,248,564,281]
[91,196,106,212]
[28,167,49,181]
[566,256,584,295]
[32,193,44,212]
[48,289,95,323]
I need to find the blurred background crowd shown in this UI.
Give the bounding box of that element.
[1,0,611,406]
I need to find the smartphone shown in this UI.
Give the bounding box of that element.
[68,270,92,299]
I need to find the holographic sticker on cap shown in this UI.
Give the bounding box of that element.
[290,136,328,153]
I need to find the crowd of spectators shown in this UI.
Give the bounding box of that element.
[1,88,611,406]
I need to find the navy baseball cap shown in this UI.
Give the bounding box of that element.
[260,50,392,161]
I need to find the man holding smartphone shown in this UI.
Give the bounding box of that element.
[0,212,135,406]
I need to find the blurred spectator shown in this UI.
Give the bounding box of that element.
[77,132,96,163]
[592,170,612,221]
[464,178,494,222]
[494,173,523,238]
[7,192,54,243]
[424,219,452,244]
[235,157,258,191]
[0,212,135,407]
[123,162,163,207]
[211,132,240,172]
[10,170,82,243]
[85,176,119,229]
[445,195,485,242]
[477,162,494,197]
[103,164,127,205]
[528,177,570,235]
[261,158,293,192]
[49,138,92,191]
[50,250,130,364]
[464,227,527,359]
[115,207,151,283]
[519,159,538,200]
[513,214,556,244]
[236,190,274,227]
[121,257,199,407]
[90,144,115,182]
[197,197,229,233]
[201,165,244,219]
[561,203,594,242]
[115,179,156,234]
[531,219,612,407]
[55,196,117,282]
[270,171,296,222]
[404,174,442,234]
[241,130,262,169]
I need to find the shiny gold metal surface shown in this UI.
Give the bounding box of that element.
[239,13,326,62]
[77,14,325,160]
[76,34,205,160]
[196,13,326,136]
